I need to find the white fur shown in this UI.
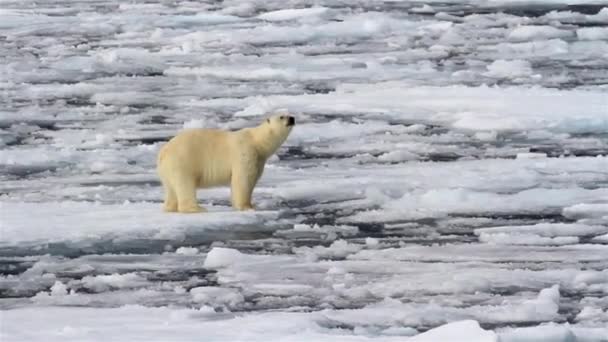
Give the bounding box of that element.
[157,114,294,213]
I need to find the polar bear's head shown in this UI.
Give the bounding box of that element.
[266,114,295,132]
[264,113,295,143]
[252,114,295,158]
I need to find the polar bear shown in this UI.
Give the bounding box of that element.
[157,114,295,213]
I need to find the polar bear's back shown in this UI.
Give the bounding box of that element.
[158,128,237,188]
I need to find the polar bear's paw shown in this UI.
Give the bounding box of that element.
[178,203,206,214]
[235,204,256,211]
[163,204,178,212]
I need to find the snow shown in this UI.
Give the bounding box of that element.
[2,0,608,340]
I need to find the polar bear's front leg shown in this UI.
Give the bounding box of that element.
[174,176,205,213]
[231,176,256,211]
[161,182,178,212]
[231,162,261,211]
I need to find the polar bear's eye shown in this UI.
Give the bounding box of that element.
[279,116,284,120]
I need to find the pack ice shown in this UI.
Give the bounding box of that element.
[1,0,608,341]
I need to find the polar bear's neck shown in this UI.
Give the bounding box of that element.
[247,126,287,160]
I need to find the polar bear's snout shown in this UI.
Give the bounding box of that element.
[287,116,295,126]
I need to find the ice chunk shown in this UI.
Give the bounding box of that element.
[563,203,608,219]
[525,285,560,318]
[346,186,608,223]
[594,8,608,22]
[257,7,329,22]
[251,283,315,297]
[377,150,419,162]
[286,120,401,144]
[577,27,608,41]
[0,201,277,247]
[324,285,563,330]
[498,323,577,342]
[491,39,569,58]
[351,244,608,263]
[508,26,572,42]
[294,239,363,260]
[81,273,148,292]
[175,247,200,255]
[410,5,436,14]
[275,223,358,241]
[408,320,497,342]
[593,234,608,243]
[475,131,498,141]
[190,286,244,307]
[576,306,608,322]
[50,281,69,297]
[183,119,211,129]
[164,66,298,81]
[516,152,547,159]
[478,233,579,246]
[204,247,245,268]
[365,237,379,247]
[91,91,163,107]
[484,59,534,79]
[228,83,608,133]
[159,13,242,28]
[475,223,608,238]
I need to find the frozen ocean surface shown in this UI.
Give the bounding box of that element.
[1,0,608,341]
